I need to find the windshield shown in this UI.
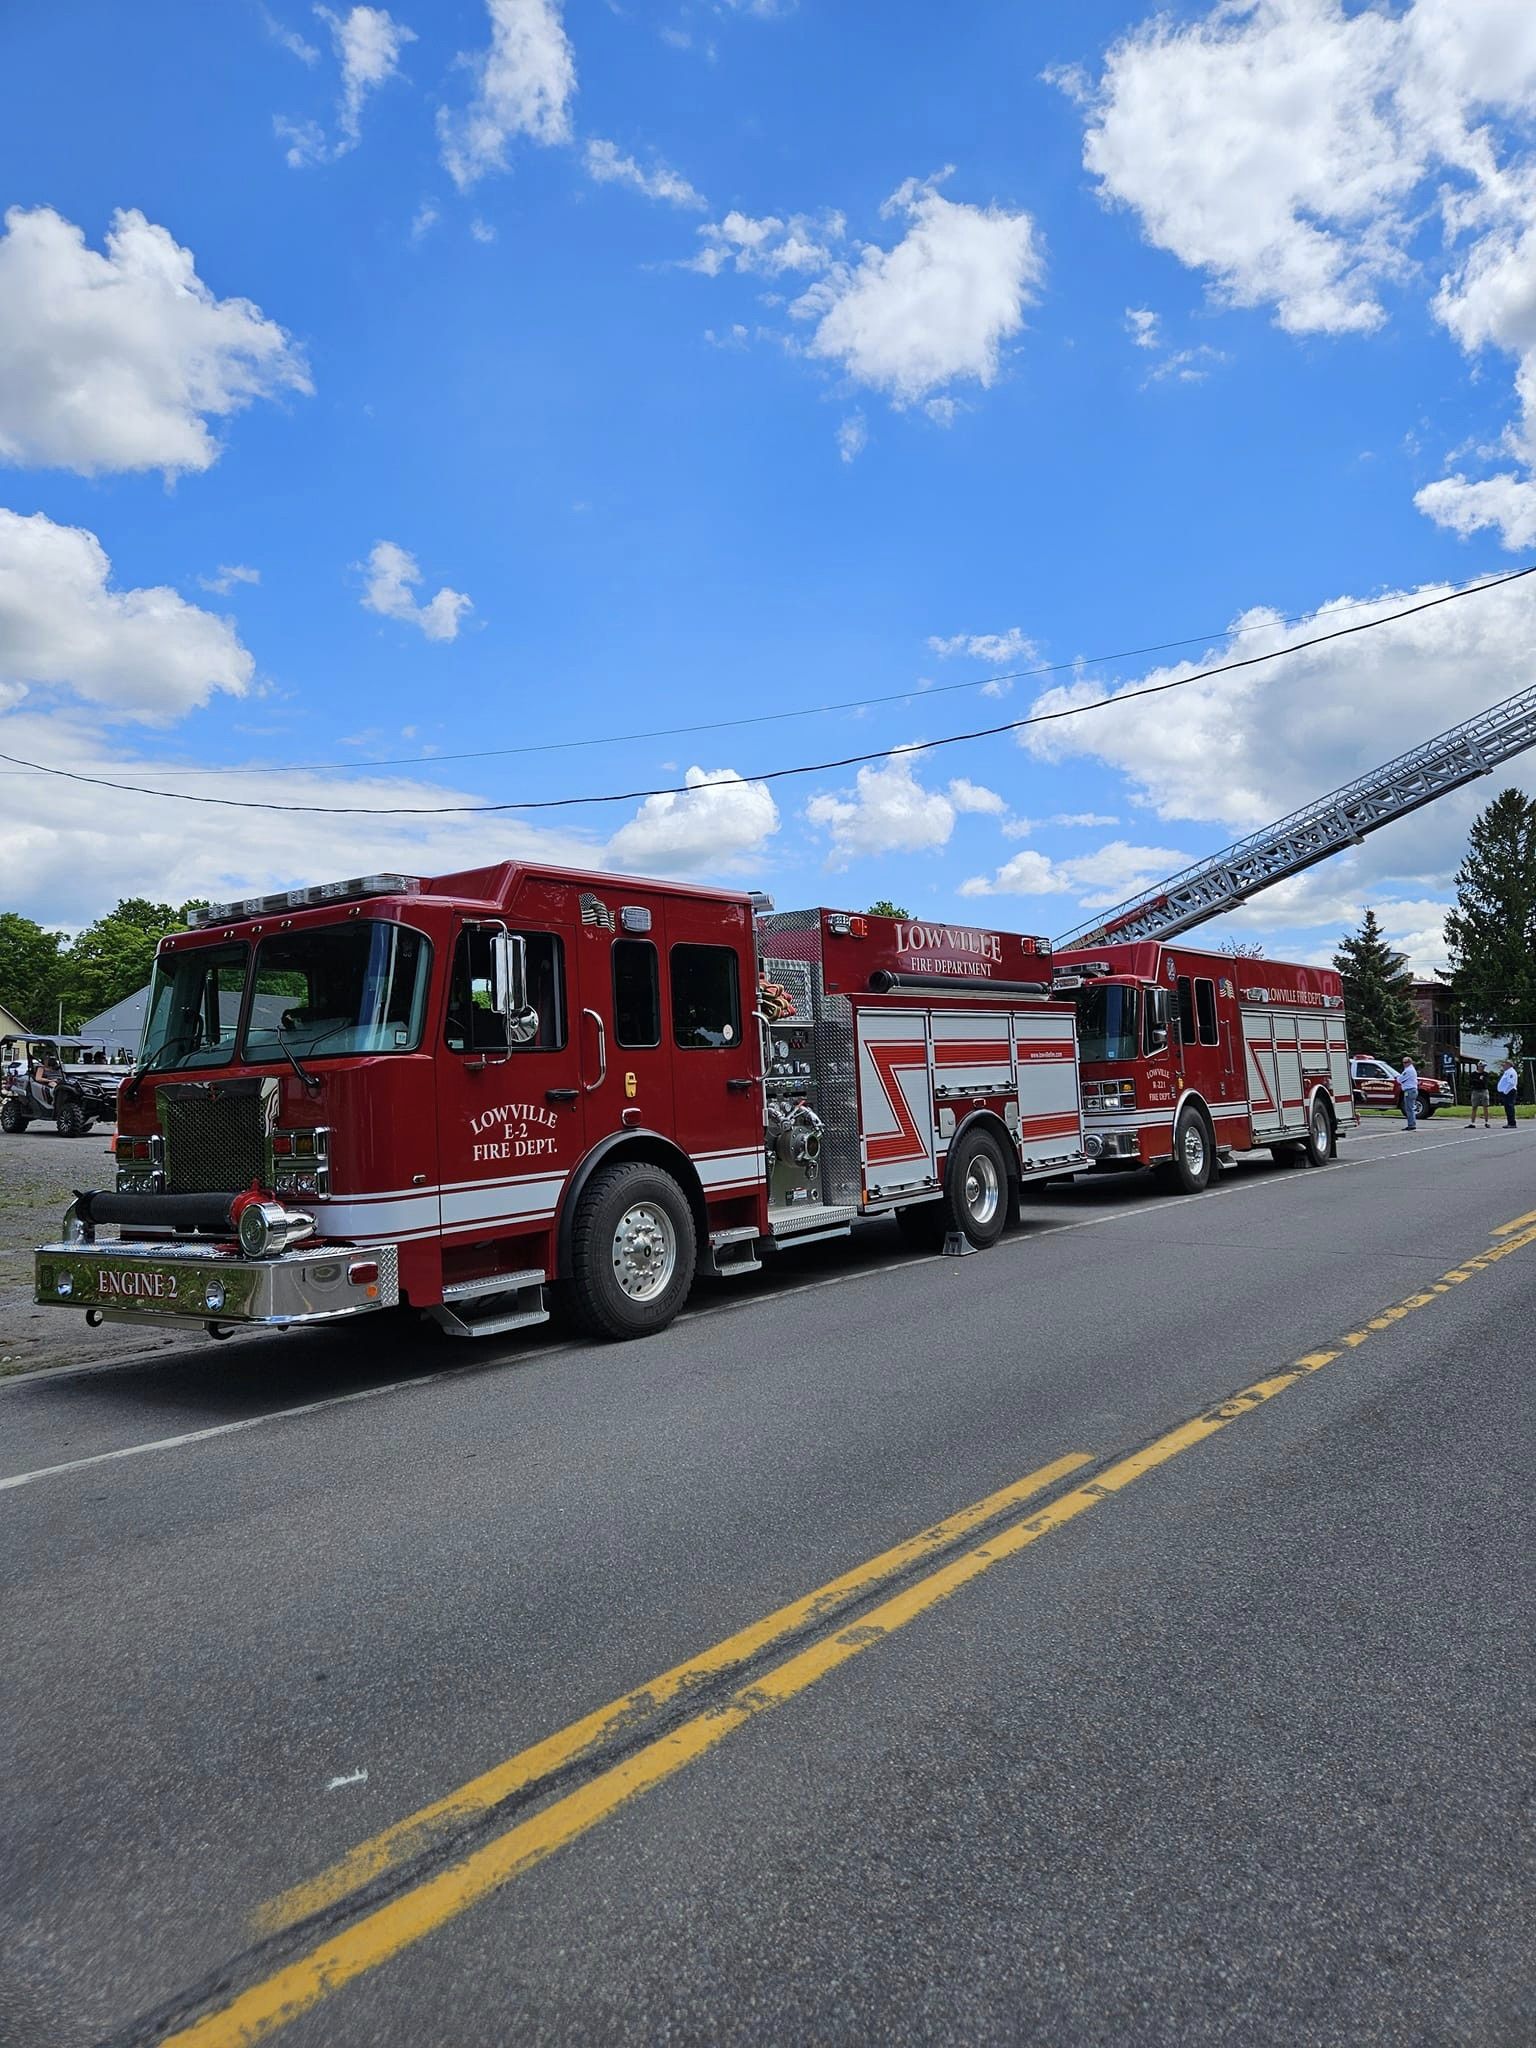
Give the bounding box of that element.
[245,921,431,1063]
[140,942,249,1072]
[1074,984,1140,1063]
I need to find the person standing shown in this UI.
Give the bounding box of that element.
[1497,1058,1520,1128]
[1399,1054,1419,1130]
[1468,1063,1492,1128]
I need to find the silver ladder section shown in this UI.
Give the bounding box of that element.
[1055,683,1536,948]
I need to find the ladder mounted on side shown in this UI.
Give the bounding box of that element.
[1055,683,1536,948]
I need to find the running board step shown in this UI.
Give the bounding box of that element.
[707,1227,761,1278]
[428,1270,549,1339]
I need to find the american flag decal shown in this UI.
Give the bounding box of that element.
[580,893,615,931]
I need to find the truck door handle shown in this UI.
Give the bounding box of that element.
[582,1009,607,1094]
[545,1088,579,1104]
[727,1076,759,1092]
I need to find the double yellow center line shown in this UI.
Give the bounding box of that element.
[139,1208,1536,2048]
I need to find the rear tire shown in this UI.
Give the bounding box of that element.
[567,1161,696,1340]
[55,1100,88,1138]
[1160,1106,1213,1195]
[940,1125,1011,1248]
[0,1099,28,1134]
[1302,1097,1334,1166]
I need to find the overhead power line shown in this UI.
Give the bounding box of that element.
[0,587,1473,781]
[1,565,1532,817]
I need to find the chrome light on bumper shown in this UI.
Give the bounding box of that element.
[34,1238,398,1328]
[236,1200,315,1259]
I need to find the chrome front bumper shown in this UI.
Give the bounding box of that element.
[1082,1125,1144,1160]
[33,1238,399,1329]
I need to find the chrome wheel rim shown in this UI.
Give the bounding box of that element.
[612,1202,678,1302]
[1182,1121,1205,1176]
[964,1151,1001,1228]
[1312,1105,1328,1152]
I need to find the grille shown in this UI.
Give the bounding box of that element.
[160,1082,269,1193]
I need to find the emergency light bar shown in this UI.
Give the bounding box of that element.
[187,875,423,927]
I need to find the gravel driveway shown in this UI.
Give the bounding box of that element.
[0,1127,211,1378]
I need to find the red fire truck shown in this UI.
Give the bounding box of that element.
[1052,940,1355,1190]
[34,868,1087,1343]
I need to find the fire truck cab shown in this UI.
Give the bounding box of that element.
[35,867,1087,1344]
[1052,940,1354,1192]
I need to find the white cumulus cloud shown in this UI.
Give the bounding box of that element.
[0,508,254,722]
[278,6,415,165]
[197,564,261,596]
[927,626,1035,665]
[959,839,1194,905]
[0,207,310,478]
[604,766,779,875]
[796,173,1042,405]
[1066,0,1536,544]
[837,414,868,464]
[806,751,1003,865]
[689,208,844,278]
[361,541,472,642]
[438,0,576,190]
[584,139,705,210]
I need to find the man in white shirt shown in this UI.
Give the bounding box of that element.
[1399,1056,1419,1130]
[1497,1059,1520,1128]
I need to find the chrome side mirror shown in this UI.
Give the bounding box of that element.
[491,930,540,1046]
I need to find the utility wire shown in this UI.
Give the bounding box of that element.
[2,565,1531,816]
[1,582,1520,782]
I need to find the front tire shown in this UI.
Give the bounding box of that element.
[0,1099,29,1134]
[1419,1098,1437,1119]
[1302,1097,1334,1166]
[568,1161,696,1340]
[55,1100,88,1138]
[940,1125,1011,1248]
[1161,1106,1213,1194]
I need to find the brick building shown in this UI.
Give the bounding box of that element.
[1410,979,1459,1082]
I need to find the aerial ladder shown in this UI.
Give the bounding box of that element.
[1055,683,1536,949]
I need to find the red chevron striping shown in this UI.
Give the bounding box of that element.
[863,1040,932,1165]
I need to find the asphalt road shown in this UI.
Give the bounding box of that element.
[2,1119,1532,2047]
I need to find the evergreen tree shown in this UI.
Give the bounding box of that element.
[1444,787,1536,1054]
[1333,909,1420,1064]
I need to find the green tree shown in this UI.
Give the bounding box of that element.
[867,900,910,919]
[1333,909,1420,1064]
[57,898,206,1025]
[0,911,66,1029]
[1444,787,1536,1055]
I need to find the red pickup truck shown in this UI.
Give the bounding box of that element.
[1349,1054,1445,1116]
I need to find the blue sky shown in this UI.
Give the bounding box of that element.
[3,0,1535,970]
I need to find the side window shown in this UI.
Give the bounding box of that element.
[1176,975,1196,1044]
[670,944,741,1050]
[1194,977,1219,1046]
[613,939,660,1048]
[446,929,565,1053]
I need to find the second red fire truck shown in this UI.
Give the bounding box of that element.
[33,863,1353,1344]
